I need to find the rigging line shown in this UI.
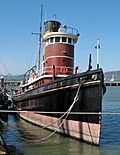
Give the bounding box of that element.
[0,60,10,75]
[25,41,37,73]
[0,80,84,143]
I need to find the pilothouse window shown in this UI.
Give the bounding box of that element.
[62,37,66,42]
[55,37,60,42]
[50,37,54,43]
[46,38,49,45]
[46,36,74,46]
[68,37,72,43]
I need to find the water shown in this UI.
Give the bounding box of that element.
[1,86,120,155]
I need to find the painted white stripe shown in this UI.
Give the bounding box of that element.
[21,75,53,87]
[43,66,73,69]
[43,55,74,63]
[20,74,69,88]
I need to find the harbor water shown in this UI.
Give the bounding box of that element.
[1,86,120,155]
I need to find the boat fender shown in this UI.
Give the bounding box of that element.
[102,83,106,95]
[60,67,68,74]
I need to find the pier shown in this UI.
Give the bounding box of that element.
[4,80,21,94]
[105,81,120,86]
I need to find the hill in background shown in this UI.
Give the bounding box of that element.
[1,70,120,82]
[0,74,24,81]
[104,70,120,82]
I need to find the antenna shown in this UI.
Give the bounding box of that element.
[38,4,43,75]
[95,39,100,69]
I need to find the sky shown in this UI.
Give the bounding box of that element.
[0,0,120,75]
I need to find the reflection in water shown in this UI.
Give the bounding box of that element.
[1,114,100,155]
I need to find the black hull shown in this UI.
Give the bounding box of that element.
[13,69,105,145]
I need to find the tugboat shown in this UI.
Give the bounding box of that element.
[13,17,106,145]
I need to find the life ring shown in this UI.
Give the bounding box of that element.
[60,67,68,74]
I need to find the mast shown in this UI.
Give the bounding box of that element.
[38,4,43,75]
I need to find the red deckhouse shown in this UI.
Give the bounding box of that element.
[42,20,79,78]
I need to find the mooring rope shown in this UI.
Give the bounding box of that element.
[40,79,85,130]
[0,80,85,143]
[2,110,120,115]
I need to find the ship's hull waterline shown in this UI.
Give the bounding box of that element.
[19,111,100,145]
[13,69,105,145]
